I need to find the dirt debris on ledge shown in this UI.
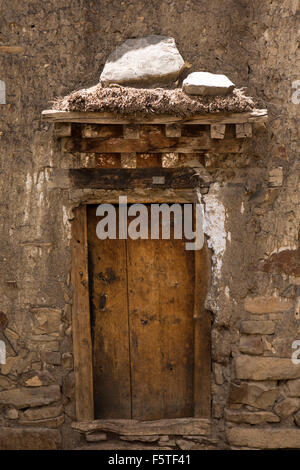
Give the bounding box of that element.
[52,84,255,119]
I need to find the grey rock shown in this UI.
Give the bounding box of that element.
[240,320,276,335]
[21,404,63,421]
[227,427,300,449]
[182,71,235,96]
[225,409,280,424]
[287,378,300,397]
[100,36,185,87]
[0,385,61,409]
[235,356,300,380]
[229,382,278,409]
[274,397,300,419]
[0,427,61,450]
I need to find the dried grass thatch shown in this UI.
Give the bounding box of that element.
[52,84,255,119]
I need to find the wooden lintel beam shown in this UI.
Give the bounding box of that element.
[62,135,244,154]
[42,109,268,125]
[67,168,207,190]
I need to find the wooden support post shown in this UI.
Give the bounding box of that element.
[54,122,72,138]
[210,124,226,140]
[236,123,252,138]
[194,240,211,418]
[71,206,94,421]
[165,123,181,137]
[123,124,140,139]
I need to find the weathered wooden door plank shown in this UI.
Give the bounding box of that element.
[126,207,195,420]
[87,206,132,419]
[72,205,94,421]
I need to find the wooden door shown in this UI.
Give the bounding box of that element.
[87,204,208,420]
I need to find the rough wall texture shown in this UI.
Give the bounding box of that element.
[0,0,299,450]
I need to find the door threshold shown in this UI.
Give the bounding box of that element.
[72,417,211,437]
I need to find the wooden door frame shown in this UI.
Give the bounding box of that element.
[71,198,211,422]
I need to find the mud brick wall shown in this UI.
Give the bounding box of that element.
[0,0,299,450]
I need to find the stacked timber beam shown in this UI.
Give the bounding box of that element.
[45,109,267,171]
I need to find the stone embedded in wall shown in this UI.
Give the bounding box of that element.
[0,427,61,450]
[176,439,216,450]
[40,351,61,365]
[0,385,61,409]
[21,370,55,387]
[182,72,235,96]
[4,407,19,420]
[1,353,37,376]
[268,167,283,187]
[262,248,300,277]
[213,363,224,385]
[229,382,278,409]
[19,414,64,429]
[287,379,300,397]
[240,320,276,335]
[212,328,231,363]
[35,341,60,352]
[100,36,185,87]
[239,335,263,355]
[273,397,300,419]
[235,356,300,380]
[295,410,300,427]
[119,435,159,443]
[62,352,73,370]
[226,427,300,449]
[0,376,14,391]
[244,296,293,314]
[225,409,280,424]
[21,403,63,421]
[86,433,108,443]
[62,372,75,398]
[31,307,62,335]
[0,311,8,331]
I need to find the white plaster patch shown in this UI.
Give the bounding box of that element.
[24,173,32,222]
[202,184,226,279]
[0,80,6,104]
[225,286,230,298]
[62,206,72,240]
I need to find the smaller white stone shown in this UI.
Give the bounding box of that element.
[182,72,235,96]
[0,80,6,104]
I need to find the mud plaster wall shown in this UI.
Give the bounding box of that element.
[0,0,299,450]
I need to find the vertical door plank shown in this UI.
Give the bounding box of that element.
[194,240,211,418]
[87,205,132,418]
[126,206,195,420]
[72,205,94,421]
